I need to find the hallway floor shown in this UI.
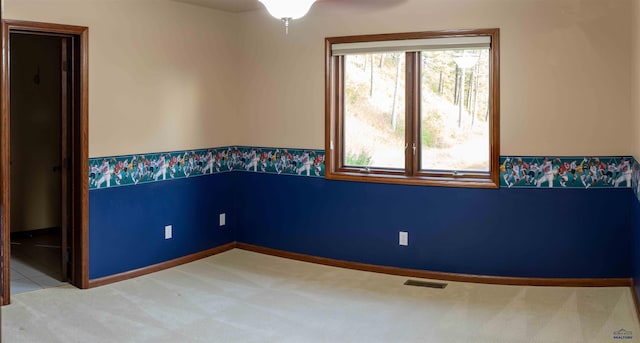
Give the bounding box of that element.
[2,249,639,342]
[10,230,66,295]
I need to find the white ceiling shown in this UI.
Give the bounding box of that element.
[172,0,260,13]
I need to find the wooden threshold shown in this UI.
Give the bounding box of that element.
[87,242,236,288]
[236,243,632,288]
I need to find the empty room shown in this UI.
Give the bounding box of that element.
[2,0,640,342]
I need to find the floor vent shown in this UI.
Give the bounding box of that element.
[404,280,448,289]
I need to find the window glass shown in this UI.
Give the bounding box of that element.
[344,53,406,170]
[420,49,490,172]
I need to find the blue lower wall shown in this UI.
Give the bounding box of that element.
[88,166,636,280]
[89,173,237,279]
[236,172,633,278]
[633,198,640,300]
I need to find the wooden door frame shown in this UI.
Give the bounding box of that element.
[1,20,89,305]
[60,36,71,282]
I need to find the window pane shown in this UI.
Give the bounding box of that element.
[344,53,406,169]
[420,49,490,172]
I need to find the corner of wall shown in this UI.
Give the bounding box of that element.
[632,0,640,307]
[633,0,640,158]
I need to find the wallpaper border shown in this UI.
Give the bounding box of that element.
[89,146,325,190]
[89,149,638,191]
[499,156,637,189]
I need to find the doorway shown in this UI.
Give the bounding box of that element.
[1,20,89,305]
[9,32,69,294]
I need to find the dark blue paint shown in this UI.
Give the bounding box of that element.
[89,173,237,279]
[89,171,635,280]
[236,173,633,278]
[632,197,640,301]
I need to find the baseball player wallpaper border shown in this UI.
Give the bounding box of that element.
[499,156,638,190]
[88,146,326,190]
[89,148,639,192]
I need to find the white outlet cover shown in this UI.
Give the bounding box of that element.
[165,225,172,239]
[399,231,408,246]
[220,213,226,226]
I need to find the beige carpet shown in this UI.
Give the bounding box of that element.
[2,249,639,342]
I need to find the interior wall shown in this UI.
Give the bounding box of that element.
[7,0,637,282]
[5,0,241,157]
[236,0,632,156]
[633,0,640,158]
[237,174,633,279]
[631,0,640,311]
[10,34,61,233]
[89,173,236,279]
[6,0,632,156]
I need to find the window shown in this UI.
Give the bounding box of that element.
[325,29,500,188]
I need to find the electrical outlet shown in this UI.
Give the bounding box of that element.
[165,225,172,239]
[399,231,408,246]
[219,213,226,227]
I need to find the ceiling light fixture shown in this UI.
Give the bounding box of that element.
[258,0,317,35]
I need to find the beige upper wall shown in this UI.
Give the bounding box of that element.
[5,0,635,156]
[633,0,640,159]
[236,0,633,155]
[6,0,240,157]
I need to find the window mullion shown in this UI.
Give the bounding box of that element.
[406,52,420,177]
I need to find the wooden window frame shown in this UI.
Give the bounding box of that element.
[325,29,500,188]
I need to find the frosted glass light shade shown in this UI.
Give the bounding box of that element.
[258,0,317,20]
